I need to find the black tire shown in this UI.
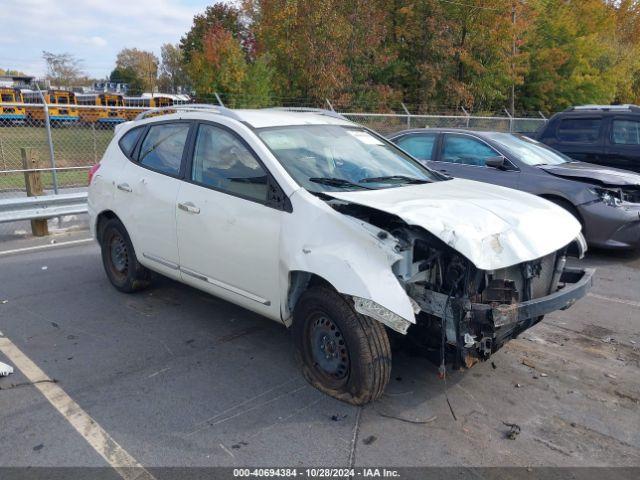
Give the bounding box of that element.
[99,218,150,293]
[292,286,391,405]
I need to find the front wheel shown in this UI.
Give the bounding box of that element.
[292,286,391,405]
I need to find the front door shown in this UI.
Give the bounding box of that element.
[431,133,520,189]
[176,122,283,318]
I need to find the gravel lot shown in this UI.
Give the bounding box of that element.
[0,230,638,474]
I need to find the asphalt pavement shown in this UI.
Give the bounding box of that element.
[0,231,639,473]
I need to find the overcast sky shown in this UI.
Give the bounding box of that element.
[0,0,217,79]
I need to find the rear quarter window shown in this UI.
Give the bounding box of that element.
[118,126,144,157]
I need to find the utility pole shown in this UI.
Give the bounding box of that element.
[510,2,517,117]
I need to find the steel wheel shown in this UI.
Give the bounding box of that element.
[105,230,129,282]
[309,314,350,381]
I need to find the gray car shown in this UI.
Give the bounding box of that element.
[389,129,640,249]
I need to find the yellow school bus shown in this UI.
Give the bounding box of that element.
[122,95,174,120]
[22,89,80,123]
[75,93,127,124]
[0,87,26,122]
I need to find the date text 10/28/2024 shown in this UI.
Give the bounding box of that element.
[233,468,400,478]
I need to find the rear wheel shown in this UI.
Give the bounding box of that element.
[292,286,391,405]
[99,218,150,293]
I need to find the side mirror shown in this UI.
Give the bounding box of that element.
[485,156,508,170]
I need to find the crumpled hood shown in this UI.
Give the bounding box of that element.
[327,178,581,271]
[539,162,640,187]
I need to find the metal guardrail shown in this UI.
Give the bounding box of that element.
[0,192,88,223]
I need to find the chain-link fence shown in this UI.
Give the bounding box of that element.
[339,112,546,136]
[0,104,124,200]
[0,102,547,236]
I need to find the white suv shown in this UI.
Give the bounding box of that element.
[88,106,593,405]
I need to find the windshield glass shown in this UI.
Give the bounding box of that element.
[486,132,571,166]
[257,125,441,192]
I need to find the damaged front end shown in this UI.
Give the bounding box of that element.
[331,199,594,369]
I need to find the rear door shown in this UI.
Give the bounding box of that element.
[548,116,605,164]
[431,133,520,188]
[175,121,284,318]
[604,116,640,173]
[114,120,192,278]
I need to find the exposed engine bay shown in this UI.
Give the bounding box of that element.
[328,198,589,369]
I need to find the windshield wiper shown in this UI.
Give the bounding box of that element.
[309,177,373,190]
[360,175,429,184]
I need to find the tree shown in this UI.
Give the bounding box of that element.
[42,51,84,87]
[248,0,353,102]
[611,0,640,104]
[115,48,159,93]
[0,68,27,76]
[158,43,190,93]
[175,0,640,113]
[109,67,144,95]
[519,0,619,113]
[186,24,248,101]
[180,3,249,63]
[241,55,274,107]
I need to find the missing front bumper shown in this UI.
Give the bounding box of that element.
[415,266,595,361]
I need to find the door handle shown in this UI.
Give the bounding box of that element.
[178,202,200,214]
[117,183,132,192]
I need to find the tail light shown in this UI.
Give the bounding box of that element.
[88,163,101,185]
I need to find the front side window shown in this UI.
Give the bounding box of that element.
[611,119,640,145]
[138,123,189,176]
[485,133,570,166]
[257,125,439,192]
[192,124,268,202]
[557,118,602,143]
[396,134,437,162]
[441,135,498,166]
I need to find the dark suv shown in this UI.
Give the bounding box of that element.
[536,105,640,173]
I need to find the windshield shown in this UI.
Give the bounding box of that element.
[257,125,441,192]
[486,132,571,166]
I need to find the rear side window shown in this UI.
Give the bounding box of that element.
[557,118,602,143]
[191,124,268,202]
[611,119,640,145]
[138,123,190,176]
[442,135,498,166]
[396,134,437,161]
[119,127,143,156]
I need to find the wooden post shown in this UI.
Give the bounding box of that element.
[21,147,49,236]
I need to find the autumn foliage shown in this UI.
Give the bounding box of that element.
[178,0,640,113]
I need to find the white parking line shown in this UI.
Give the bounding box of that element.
[0,335,155,480]
[588,293,640,309]
[0,238,94,257]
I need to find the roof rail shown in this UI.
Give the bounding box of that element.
[267,107,348,121]
[566,104,640,113]
[134,103,244,122]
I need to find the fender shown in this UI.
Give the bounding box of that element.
[279,190,416,330]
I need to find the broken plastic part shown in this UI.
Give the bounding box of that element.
[464,333,476,348]
[353,296,412,334]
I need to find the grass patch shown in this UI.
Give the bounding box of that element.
[0,124,114,172]
[0,168,89,191]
